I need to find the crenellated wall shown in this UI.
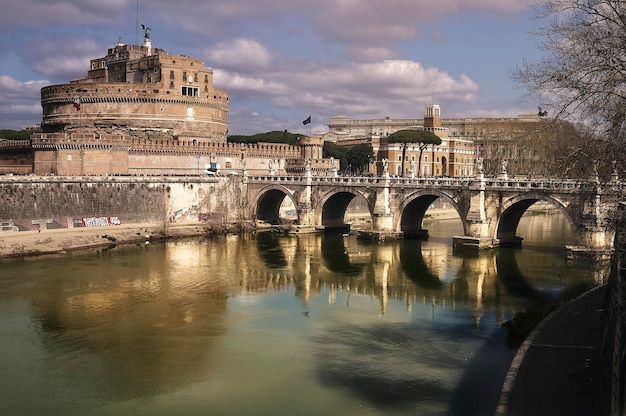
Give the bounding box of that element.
[24,133,302,176]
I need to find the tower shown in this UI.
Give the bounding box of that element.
[424,104,442,128]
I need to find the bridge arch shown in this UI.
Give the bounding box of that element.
[316,188,373,230]
[250,185,298,225]
[396,190,465,236]
[496,194,577,245]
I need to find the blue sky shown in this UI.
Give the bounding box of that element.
[0,0,541,135]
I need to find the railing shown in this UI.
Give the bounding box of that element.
[0,173,623,193]
[245,174,623,192]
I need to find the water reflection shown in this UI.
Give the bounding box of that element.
[0,214,606,416]
[27,244,229,405]
[320,233,365,275]
[256,231,288,268]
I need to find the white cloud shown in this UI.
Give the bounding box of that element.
[205,39,272,71]
[215,58,479,130]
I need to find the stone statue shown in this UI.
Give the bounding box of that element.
[382,158,389,173]
[501,159,508,174]
[476,158,483,174]
[141,24,151,40]
[410,159,416,173]
[268,159,274,170]
[330,157,336,169]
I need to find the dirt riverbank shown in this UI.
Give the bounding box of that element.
[0,222,209,259]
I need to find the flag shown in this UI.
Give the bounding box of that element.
[302,116,311,125]
[73,97,81,111]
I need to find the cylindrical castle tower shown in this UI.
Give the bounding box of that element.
[40,38,229,143]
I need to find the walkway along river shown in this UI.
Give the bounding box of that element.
[0,213,606,416]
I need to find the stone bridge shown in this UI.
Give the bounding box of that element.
[243,173,625,257]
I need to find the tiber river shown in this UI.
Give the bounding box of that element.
[0,212,605,416]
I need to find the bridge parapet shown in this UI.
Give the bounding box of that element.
[247,174,623,192]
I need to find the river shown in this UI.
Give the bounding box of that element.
[0,213,605,416]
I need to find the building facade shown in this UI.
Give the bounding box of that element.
[327,105,477,177]
[327,106,543,177]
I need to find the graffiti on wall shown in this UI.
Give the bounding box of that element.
[81,216,122,227]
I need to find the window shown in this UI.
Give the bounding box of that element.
[169,70,175,80]
[91,62,96,70]
[182,71,187,81]
[194,73,198,83]
[205,74,208,83]
[182,86,198,97]
[101,61,106,69]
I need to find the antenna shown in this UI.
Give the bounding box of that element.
[135,0,139,45]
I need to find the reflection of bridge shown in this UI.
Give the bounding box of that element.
[244,174,624,256]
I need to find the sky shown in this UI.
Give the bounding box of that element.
[0,0,544,136]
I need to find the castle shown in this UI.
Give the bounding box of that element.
[0,31,320,177]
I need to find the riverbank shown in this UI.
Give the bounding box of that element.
[0,208,462,259]
[0,222,210,259]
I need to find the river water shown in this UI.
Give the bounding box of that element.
[0,214,604,416]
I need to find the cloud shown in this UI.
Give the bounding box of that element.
[0,76,48,129]
[0,0,131,26]
[205,39,272,72]
[214,58,479,134]
[21,38,105,81]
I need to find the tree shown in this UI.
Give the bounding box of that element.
[323,141,347,172]
[512,0,626,180]
[345,143,373,174]
[228,130,301,145]
[0,129,37,140]
[388,129,441,176]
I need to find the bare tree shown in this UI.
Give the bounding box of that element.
[512,0,626,180]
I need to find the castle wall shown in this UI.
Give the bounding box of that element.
[0,141,32,174]
[40,83,228,141]
[0,176,240,231]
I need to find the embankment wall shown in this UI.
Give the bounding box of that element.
[0,176,242,231]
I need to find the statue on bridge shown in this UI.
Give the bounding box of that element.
[476,158,484,175]
[382,158,389,175]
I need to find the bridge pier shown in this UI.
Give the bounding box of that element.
[357,213,403,241]
[565,229,615,260]
[453,176,499,249]
[358,173,403,241]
